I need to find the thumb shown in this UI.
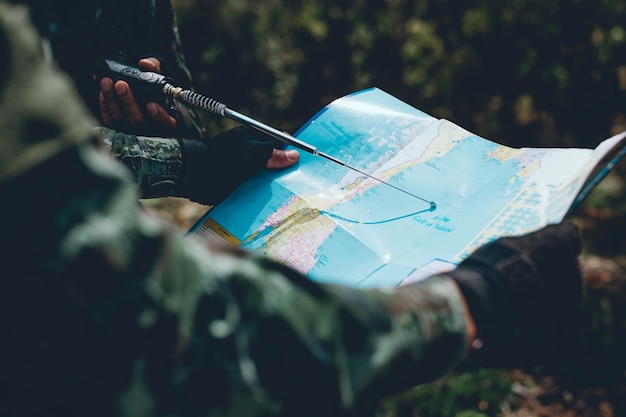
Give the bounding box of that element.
[266,149,300,169]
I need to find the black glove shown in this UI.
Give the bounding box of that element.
[447,222,583,370]
[178,125,284,205]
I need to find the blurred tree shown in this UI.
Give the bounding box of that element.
[173,0,626,148]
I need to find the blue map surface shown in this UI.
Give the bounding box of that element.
[191,88,625,287]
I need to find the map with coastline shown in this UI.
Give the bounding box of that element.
[190,88,626,288]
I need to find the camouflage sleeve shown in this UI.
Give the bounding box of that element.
[97,126,185,200]
[4,140,469,417]
[98,124,278,205]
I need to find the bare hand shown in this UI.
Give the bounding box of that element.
[98,57,177,134]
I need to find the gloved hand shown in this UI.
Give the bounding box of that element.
[447,222,583,370]
[178,125,283,205]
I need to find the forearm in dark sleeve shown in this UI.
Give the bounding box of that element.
[98,125,278,205]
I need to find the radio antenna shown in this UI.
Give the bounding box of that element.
[101,59,436,208]
[162,84,435,209]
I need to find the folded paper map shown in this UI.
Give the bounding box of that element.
[189,87,626,288]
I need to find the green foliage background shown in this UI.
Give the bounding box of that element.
[173,0,626,149]
[168,1,626,415]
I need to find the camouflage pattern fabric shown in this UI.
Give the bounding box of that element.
[98,127,184,200]
[97,125,278,204]
[0,3,469,416]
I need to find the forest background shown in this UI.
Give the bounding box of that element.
[148,1,626,416]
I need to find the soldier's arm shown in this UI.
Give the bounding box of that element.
[76,140,474,415]
[98,124,278,205]
[15,137,469,416]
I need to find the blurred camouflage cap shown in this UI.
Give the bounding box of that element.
[0,1,96,185]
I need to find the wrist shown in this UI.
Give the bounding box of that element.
[447,277,481,357]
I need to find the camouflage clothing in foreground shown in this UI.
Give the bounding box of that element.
[98,127,184,200]
[98,125,280,204]
[0,3,470,416]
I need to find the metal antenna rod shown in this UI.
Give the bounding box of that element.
[163,84,436,210]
